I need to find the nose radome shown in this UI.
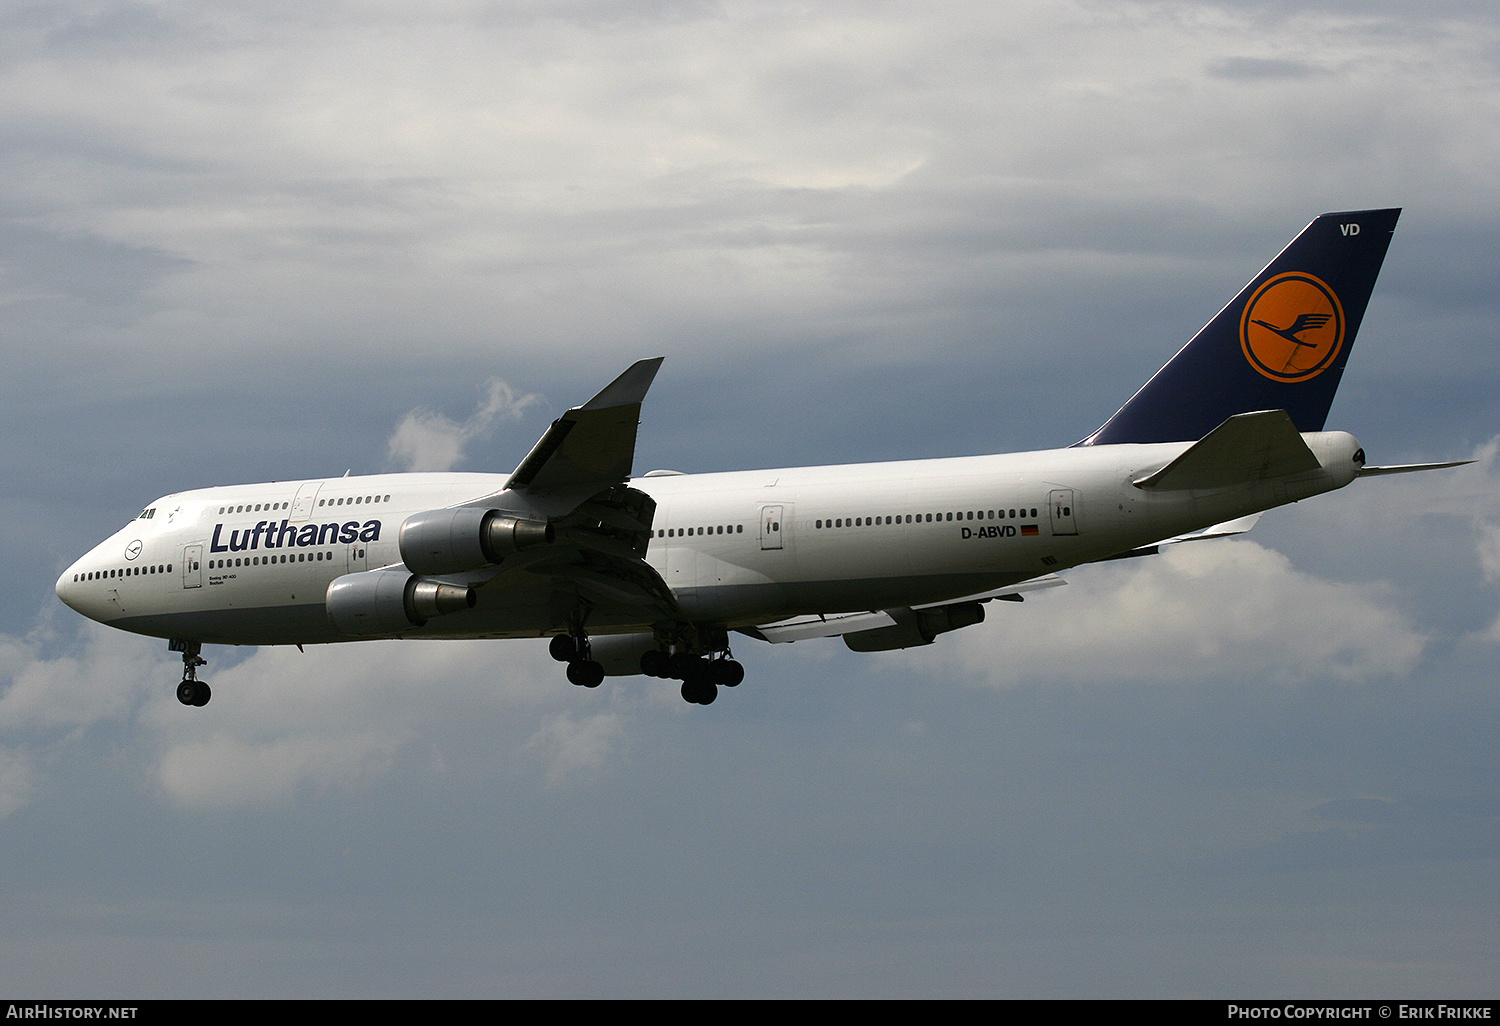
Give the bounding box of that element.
[55,565,83,613]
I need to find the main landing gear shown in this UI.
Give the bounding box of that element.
[638,648,744,705]
[647,626,744,706]
[170,639,210,707]
[550,633,605,688]
[549,632,744,705]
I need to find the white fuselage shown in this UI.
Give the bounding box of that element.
[55,431,1362,647]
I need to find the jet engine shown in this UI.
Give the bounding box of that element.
[842,601,985,652]
[326,569,476,636]
[398,507,553,575]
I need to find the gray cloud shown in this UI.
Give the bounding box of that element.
[1208,57,1322,80]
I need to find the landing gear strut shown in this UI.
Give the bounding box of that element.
[169,639,210,707]
[549,633,604,688]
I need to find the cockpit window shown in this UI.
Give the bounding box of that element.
[138,508,156,519]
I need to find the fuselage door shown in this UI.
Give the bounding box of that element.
[182,544,203,588]
[290,482,323,522]
[347,542,370,573]
[1049,489,1078,536]
[760,504,784,551]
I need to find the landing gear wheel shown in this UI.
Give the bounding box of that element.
[549,635,580,662]
[639,649,670,678]
[668,651,701,680]
[711,659,744,688]
[566,660,605,688]
[681,678,717,705]
[176,679,210,707]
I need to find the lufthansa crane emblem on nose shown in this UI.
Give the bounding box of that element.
[125,540,143,561]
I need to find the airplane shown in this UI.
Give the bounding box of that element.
[55,208,1467,707]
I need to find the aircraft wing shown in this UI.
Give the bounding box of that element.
[505,358,664,494]
[488,539,681,617]
[433,358,679,623]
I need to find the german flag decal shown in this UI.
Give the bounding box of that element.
[1240,271,1346,383]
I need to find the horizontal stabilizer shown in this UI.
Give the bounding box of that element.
[1133,410,1320,490]
[1357,460,1473,477]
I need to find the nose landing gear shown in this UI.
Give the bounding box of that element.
[170,639,210,707]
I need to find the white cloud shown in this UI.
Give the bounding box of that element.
[924,539,1428,688]
[1281,438,1500,646]
[0,616,633,813]
[1477,521,1500,583]
[0,624,160,820]
[155,730,408,809]
[0,624,159,733]
[386,377,539,472]
[521,710,628,786]
[0,746,37,821]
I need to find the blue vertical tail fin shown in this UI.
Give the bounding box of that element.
[1080,208,1400,446]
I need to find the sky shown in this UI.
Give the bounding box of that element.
[2,0,1498,998]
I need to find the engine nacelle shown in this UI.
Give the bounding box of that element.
[326,569,476,636]
[399,507,553,576]
[843,601,985,653]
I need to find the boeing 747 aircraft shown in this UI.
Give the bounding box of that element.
[56,208,1465,706]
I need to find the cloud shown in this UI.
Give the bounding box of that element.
[521,711,628,786]
[0,623,159,733]
[386,377,539,472]
[0,624,161,821]
[155,730,409,809]
[1236,794,1500,872]
[9,0,1500,397]
[924,539,1428,687]
[0,614,625,814]
[0,745,37,821]
[1207,57,1321,81]
[1471,468,1500,641]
